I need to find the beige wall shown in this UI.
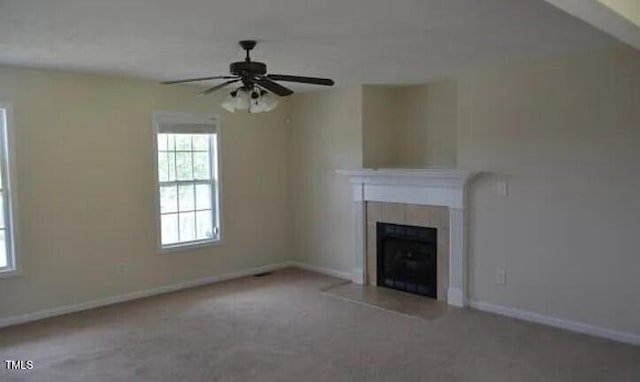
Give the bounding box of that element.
[362,86,400,168]
[290,87,362,273]
[458,46,640,335]
[395,82,457,167]
[0,67,292,319]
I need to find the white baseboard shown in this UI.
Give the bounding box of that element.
[288,261,352,281]
[11,263,635,347]
[351,268,365,285]
[467,299,640,346]
[0,262,290,329]
[447,288,464,307]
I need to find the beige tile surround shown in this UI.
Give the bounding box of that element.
[366,202,450,301]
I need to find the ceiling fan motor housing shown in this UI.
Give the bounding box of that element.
[230,61,267,76]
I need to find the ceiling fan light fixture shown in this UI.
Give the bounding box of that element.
[221,92,237,112]
[260,91,279,112]
[250,91,265,113]
[237,88,252,110]
[223,87,279,114]
[221,88,249,112]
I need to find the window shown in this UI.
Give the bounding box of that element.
[154,112,221,250]
[0,104,17,275]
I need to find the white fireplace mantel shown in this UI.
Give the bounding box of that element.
[337,168,478,307]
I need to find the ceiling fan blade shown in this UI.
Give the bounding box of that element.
[255,76,294,96]
[162,75,238,85]
[267,74,334,86]
[200,79,241,95]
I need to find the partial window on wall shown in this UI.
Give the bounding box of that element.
[0,104,17,276]
[153,112,221,251]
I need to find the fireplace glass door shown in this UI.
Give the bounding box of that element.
[377,223,437,298]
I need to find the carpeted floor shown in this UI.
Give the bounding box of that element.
[1,268,639,381]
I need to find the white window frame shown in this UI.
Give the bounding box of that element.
[152,111,222,253]
[0,102,20,278]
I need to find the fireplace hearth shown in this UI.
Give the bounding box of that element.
[377,222,437,299]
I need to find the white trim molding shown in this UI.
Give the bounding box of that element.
[0,102,20,278]
[337,168,478,307]
[351,267,365,284]
[468,299,640,346]
[0,262,291,329]
[0,261,357,329]
[289,261,353,281]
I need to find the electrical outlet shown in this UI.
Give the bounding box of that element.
[498,181,508,197]
[496,270,507,285]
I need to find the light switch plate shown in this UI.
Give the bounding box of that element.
[496,270,507,285]
[498,181,508,197]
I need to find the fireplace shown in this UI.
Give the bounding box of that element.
[377,222,437,298]
[337,168,477,306]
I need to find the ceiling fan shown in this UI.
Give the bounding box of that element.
[162,40,335,113]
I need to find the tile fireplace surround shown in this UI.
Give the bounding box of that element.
[337,169,477,307]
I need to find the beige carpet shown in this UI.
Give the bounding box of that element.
[1,268,639,381]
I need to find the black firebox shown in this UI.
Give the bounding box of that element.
[376,223,437,298]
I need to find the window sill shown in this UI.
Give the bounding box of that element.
[158,238,222,254]
[0,268,21,279]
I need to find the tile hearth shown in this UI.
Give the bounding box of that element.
[321,282,455,321]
